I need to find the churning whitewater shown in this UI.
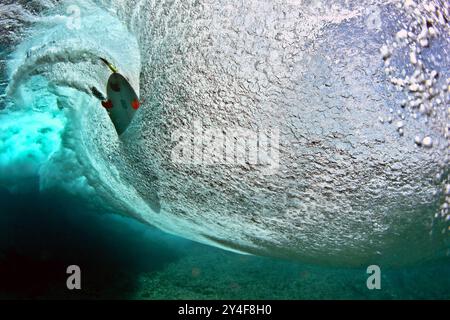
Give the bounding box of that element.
[0,0,449,266]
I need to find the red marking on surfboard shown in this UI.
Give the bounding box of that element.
[131,99,140,110]
[101,100,113,109]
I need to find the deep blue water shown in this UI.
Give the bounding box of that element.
[1,188,449,299]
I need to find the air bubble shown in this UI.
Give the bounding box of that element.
[444,184,450,195]
[422,136,433,148]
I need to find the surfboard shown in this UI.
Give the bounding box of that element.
[102,72,140,135]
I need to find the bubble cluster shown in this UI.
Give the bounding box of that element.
[380,0,450,230]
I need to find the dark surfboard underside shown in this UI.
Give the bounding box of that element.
[106,73,139,135]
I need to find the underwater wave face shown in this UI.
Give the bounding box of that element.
[0,0,449,266]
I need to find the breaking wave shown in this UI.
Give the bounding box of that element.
[0,0,449,266]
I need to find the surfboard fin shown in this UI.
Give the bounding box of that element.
[100,57,118,73]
